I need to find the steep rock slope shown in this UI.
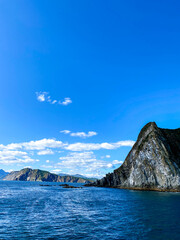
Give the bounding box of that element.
[3,168,93,183]
[96,122,180,191]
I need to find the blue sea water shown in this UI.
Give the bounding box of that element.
[0,181,180,240]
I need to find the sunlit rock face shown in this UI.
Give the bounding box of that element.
[3,168,93,184]
[96,122,180,191]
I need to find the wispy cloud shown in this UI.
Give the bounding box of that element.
[57,151,113,175]
[0,150,39,165]
[60,98,72,106]
[65,140,135,151]
[0,137,133,177]
[0,139,65,151]
[36,92,47,102]
[51,169,62,174]
[0,139,134,152]
[112,160,123,165]
[36,92,72,106]
[101,155,111,159]
[37,149,54,155]
[56,151,124,178]
[60,130,97,138]
[60,130,71,134]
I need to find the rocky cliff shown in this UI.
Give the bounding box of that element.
[3,168,93,183]
[95,122,180,191]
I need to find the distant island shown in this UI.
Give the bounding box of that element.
[91,122,180,192]
[3,168,95,183]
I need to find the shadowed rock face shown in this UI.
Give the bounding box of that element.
[3,168,93,184]
[95,122,180,191]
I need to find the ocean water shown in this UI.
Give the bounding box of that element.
[0,181,180,240]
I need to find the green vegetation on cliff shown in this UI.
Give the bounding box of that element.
[3,168,94,183]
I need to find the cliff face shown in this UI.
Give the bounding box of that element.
[3,168,93,183]
[96,122,180,191]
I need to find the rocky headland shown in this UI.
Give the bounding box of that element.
[3,168,94,184]
[92,122,180,192]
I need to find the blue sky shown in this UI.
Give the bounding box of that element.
[0,0,180,177]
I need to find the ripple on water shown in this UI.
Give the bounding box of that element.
[0,181,180,239]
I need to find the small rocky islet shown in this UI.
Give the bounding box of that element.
[40,183,82,189]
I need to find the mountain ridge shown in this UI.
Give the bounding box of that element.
[3,168,94,183]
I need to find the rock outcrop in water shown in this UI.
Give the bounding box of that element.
[3,168,94,183]
[94,122,180,191]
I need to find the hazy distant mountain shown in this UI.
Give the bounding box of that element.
[58,173,97,181]
[0,169,9,180]
[73,174,98,181]
[3,168,95,183]
[58,173,98,181]
[73,174,87,178]
[58,173,70,177]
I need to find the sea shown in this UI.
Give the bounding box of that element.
[0,181,180,240]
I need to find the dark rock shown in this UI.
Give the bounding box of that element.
[94,122,180,192]
[39,184,53,187]
[63,185,82,189]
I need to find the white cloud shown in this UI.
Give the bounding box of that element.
[60,130,71,134]
[6,169,14,173]
[60,130,98,138]
[71,131,97,138]
[59,97,72,106]
[60,130,97,138]
[0,150,28,157]
[37,149,54,155]
[22,139,65,150]
[59,151,96,166]
[51,169,62,174]
[0,138,135,153]
[40,165,53,169]
[0,136,134,174]
[107,163,113,168]
[0,150,38,165]
[112,160,123,165]
[36,92,47,102]
[57,151,117,178]
[4,139,65,151]
[0,139,134,153]
[65,140,135,151]
[36,92,72,106]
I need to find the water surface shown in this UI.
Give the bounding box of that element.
[0,181,180,239]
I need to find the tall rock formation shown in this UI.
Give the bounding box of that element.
[96,122,180,191]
